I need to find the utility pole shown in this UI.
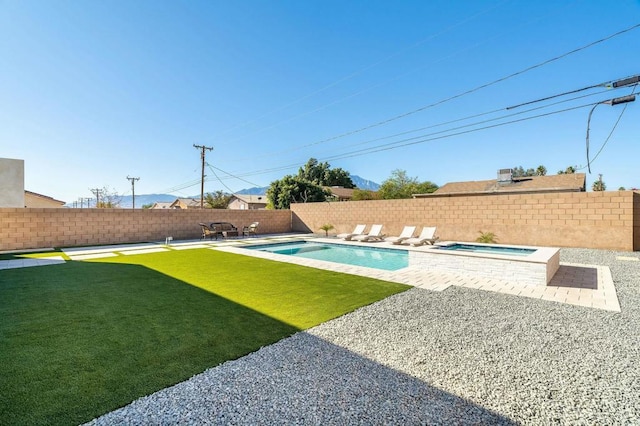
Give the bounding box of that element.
[85,197,93,208]
[586,94,636,173]
[193,144,213,208]
[126,176,140,209]
[90,188,103,208]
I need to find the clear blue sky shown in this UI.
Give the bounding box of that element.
[2,0,639,203]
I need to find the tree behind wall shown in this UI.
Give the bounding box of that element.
[557,166,577,175]
[592,179,606,191]
[204,190,232,209]
[297,158,355,188]
[511,165,547,177]
[96,187,121,208]
[267,158,354,209]
[267,175,330,209]
[378,169,438,199]
[352,189,381,201]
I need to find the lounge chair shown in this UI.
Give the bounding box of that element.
[385,226,416,244]
[337,224,367,240]
[242,222,259,237]
[351,224,385,242]
[400,226,439,246]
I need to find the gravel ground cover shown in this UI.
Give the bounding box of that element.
[87,248,640,425]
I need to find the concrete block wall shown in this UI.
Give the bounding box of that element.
[0,209,291,251]
[291,191,638,251]
[635,192,640,251]
[2,191,638,252]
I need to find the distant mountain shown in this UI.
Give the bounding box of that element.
[73,175,380,208]
[117,193,177,208]
[350,175,380,191]
[236,187,269,195]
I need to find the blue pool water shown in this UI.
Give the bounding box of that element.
[246,241,408,271]
[435,243,535,256]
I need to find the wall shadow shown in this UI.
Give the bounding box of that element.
[551,265,598,289]
[90,332,516,425]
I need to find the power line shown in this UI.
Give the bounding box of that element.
[218,1,584,147]
[322,102,597,162]
[243,23,640,160]
[210,86,623,181]
[507,74,640,110]
[157,97,598,194]
[314,87,616,155]
[206,100,602,182]
[212,0,512,140]
[206,163,262,189]
[153,73,637,194]
[243,84,613,163]
[582,86,638,172]
[206,163,236,194]
[157,178,202,194]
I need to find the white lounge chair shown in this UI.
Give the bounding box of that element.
[337,224,367,240]
[385,226,416,244]
[401,226,439,246]
[351,224,385,242]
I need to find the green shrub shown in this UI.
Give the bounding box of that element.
[476,231,497,243]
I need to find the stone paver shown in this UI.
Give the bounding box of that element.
[68,253,118,261]
[170,244,212,250]
[617,256,639,262]
[0,256,66,270]
[121,248,169,255]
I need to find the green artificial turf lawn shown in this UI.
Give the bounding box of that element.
[0,248,409,425]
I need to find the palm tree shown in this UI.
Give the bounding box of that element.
[319,224,334,236]
[592,178,606,191]
[558,166,576,175]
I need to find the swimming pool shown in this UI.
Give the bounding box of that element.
[246,241,408,271]
[435,243,536,256]
[241,239,560,286]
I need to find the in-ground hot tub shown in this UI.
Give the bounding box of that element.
[408,242,560,286]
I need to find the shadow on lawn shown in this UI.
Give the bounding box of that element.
[0,260,299,425]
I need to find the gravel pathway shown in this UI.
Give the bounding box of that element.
[87,249,640,425]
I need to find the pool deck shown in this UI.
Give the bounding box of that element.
[0,234,621,312]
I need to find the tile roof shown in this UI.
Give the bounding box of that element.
[151,202,173,209]
[325,186,355,199]
[170,198,201,208]
[231,194,268,204]
[24,190,66,205]
[418,173,586,197]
